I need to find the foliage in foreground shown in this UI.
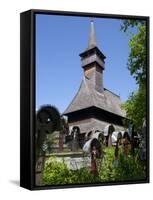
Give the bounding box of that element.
[42,157,99,185]
[42,148,146,185]
[99,148,146,182]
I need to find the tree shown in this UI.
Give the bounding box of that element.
[121,20,147,129]
[122,84,146,129]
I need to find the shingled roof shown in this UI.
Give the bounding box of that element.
[63,76,126,117]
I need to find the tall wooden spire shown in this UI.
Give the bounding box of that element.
[79,19,106,93]
[88,19,96,48]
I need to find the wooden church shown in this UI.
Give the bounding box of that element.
[63,20,126,135]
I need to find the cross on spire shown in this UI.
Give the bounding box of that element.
[88,18,97,48]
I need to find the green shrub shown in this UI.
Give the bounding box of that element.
[99,147,146,182]
[42,157,100,185]
[42,148,146,186]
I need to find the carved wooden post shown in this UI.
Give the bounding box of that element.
[59,131,64,152]
[123,137,129,157]
[108,134,112,147]
[35,105,61,186]
[91,146,98,176]
[35,154,46,186]
[71,127,80,151]
[113,142,119,167]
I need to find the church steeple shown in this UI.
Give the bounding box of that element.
[63,19,126,133]
[79,19,106,93]
[88,19,96,48]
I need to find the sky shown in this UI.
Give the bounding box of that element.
[36,14,138,113]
